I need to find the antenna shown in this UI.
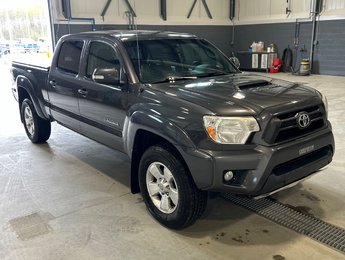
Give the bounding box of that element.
[133,5,142,81]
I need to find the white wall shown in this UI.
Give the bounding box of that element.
[237,0,312,21]
[52,0,233,25]
[51,0,345,26]
[324,0,345,16]
[236,0,345,24]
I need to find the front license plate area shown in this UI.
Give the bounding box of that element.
[299,145,315,156]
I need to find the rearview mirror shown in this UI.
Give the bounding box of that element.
[229,57,240,69]
[92,67,120,85]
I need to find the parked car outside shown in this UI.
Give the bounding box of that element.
[37,37,51,53]
[24,43,40,53]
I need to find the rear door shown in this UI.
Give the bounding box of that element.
[48,40,84,131]
[77,40,129,152]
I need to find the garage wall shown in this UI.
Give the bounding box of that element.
[53,23,234,57]
[229,0,345,76]
[237,0,312,22]
[229,20,345,76]
[51,0,235,56]
[52,0,233,25]
[234,0,345,23]
[50,0,345,76]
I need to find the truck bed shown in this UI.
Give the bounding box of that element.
[11,53,51,69]
[11,59,50,114]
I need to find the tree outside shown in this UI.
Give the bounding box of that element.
[0,0,50,53]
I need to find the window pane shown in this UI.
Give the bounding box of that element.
[86,42,119,78]
[57,41,83,74]
[123,39,237,84]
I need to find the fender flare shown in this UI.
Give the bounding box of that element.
[16,75,49,120]
[125,111,214,193]
[124,111,196,156]
[125,111,200,194]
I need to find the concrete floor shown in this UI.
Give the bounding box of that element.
[0,57,345,260]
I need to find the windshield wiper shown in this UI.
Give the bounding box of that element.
[151,76,197,84]
[194,71,228,78]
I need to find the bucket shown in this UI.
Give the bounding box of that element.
[299,59,310,76]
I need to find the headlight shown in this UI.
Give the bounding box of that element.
[321,93,328,118]
[203,116,260,144]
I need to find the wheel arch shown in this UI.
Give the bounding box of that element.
[124,111,194,193]
[129,128,192,194]
[16,75,48,122]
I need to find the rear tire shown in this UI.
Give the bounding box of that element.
[21,98,51,143]
[139,144,207,229]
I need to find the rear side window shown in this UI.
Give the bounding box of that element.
[57,41,83,74]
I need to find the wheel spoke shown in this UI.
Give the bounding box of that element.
[149,164,162,180]
[169,189,178,206]
[28,124,34,135]
[163,167,173,182]
[24,107,35,135]
[160,195,170,212]
[25,108,32,118]
[148,182,160,196]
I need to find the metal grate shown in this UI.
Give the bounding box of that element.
[222,193,345,254]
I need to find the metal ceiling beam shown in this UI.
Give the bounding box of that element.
[201,0,212,19]
[160,0,167,21]
[187,0,197,19]
[187,0,212,19]
[123,0,137,17]
[229,0,235,20]
[101,0,112,21]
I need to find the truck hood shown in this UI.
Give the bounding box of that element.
[149,73,320,116]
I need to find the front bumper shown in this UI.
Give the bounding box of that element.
[182,126,334,196]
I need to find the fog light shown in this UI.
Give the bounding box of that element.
[224,171,234,181]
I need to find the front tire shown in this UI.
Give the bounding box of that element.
[21,98,51,143]
[139,144,207,229]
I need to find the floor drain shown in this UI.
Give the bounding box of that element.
[222,193,345,254]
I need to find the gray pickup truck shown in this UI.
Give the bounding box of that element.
[11,30,334,229]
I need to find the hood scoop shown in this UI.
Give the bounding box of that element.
[236,79,272,90]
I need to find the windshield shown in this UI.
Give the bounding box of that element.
[123,38,238,84]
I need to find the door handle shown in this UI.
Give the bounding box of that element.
[49,80,56,88]
[78,89,88,97]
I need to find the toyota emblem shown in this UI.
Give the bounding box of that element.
[296,112,310,128]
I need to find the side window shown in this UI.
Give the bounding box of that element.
[86,42,120,78]
[57,41,83,74]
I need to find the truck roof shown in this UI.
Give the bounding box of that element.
[65,30,198,42]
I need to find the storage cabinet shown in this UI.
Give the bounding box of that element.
[237,51,278,71]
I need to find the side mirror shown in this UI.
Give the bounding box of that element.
[230,57,240,69]
[92,67,120,85]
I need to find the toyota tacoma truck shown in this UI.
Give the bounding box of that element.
[11,30,334,229]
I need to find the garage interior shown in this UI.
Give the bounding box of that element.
[0,0,345,259]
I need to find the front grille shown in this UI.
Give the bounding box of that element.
[265,106,326,144]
